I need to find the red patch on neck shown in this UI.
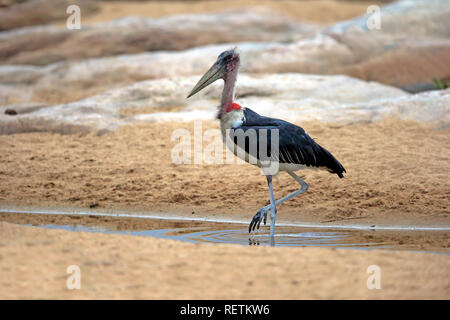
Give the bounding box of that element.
[225,102,242,113]
[231,102,242,110]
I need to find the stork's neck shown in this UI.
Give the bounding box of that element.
[220,67,239,117]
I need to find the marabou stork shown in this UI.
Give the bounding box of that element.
[187,49,346,241]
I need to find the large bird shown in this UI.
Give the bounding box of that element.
[187,49,346,241]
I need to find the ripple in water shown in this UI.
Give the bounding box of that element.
[30,224,389,248]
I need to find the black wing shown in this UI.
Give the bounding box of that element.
[229,108,346,178]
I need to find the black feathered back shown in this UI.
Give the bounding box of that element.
[229,108,346,178]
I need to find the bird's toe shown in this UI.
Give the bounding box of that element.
[248,207,269,233]
[248,215,259,233]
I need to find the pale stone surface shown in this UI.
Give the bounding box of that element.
[0,7,317,65]
[327,0,450,38]
[1,74,448,135]
[1,0,448,108]
[0,0,448,134]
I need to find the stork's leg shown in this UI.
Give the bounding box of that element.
[249,171,309,232]
[267,175,277,240]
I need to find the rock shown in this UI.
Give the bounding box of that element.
[323,0,450,86]
[1,73,448,135]
[327,0,450,38]
[363,89,450,123]
[0,7,317,65]
[337,40,450,87]
[0,38,355,106]
[1,0,449,108]
[0,42,281,106]
[0,0,448,110]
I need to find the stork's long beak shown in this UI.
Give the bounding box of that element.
[187,62,226,98]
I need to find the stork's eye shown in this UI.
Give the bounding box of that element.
[220,55,231,64]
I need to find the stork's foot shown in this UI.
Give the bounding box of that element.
[248,206,269,233]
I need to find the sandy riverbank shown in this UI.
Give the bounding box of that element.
[1,119,448,227]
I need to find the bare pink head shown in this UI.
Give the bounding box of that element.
[187,49,240,98]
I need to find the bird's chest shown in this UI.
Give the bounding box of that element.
[220,108,249,160]
[220,109,245,137]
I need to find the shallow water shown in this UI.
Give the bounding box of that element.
[137,227,388,248]
[2,210,448,253]
[20,223,403,250]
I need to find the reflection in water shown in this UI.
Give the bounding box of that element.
[26,223,392,249]
[248,237,260,246]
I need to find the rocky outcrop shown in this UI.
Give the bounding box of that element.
[324,0,450,86]
[1,0,448,108]
[0,0,448,132]
[0,7,317,65]
[1,74,448,135]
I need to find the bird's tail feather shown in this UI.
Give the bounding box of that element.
[318,145,346,178]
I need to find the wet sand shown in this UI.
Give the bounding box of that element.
[1,221,448,299]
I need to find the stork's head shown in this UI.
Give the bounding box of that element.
[187,49,240,98]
